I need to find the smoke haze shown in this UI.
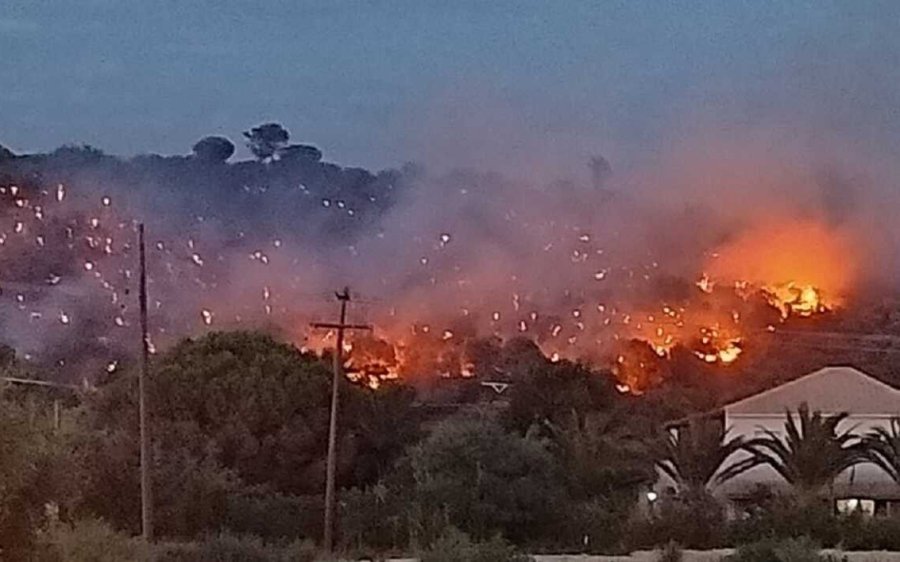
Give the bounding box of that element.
[1,4,899,386]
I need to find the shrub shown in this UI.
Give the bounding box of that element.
[628,491,726,549]
[0,396,77,558]
[155,533,317,562]
[727,495,841,547]
[726,537,846,562]
[37,518,151,562]
[420,527,532,562]
[409,413,566,544]
[341,484,410,552]
[553,499,633,554]
[835,513,900,551]
[223,491,321,540]
[656,541,682,562]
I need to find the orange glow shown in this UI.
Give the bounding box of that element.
[706,219,857,318]
[302,329,474,389]
[296,218,860,394]
[614,218,858,390]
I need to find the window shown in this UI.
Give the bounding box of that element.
[836,498,875,516]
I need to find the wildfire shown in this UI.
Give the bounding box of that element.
[762,282,828,318]
[706,219,856,318]
[302,329,475,390]
[291,218,857,394]
[614,218,858,390]
[0,174,861,397]
[692,325,743,364]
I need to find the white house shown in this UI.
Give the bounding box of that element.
[659,366,900,515]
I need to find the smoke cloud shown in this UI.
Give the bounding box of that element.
[1,24,898,387]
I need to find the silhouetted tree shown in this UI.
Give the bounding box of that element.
[863,417,900,483]
[243,123,289,161]
[278,143,322,163]
[547,411,654,500]
[657,418,751,493]
[192,136,235,163]
[588,154,612,189]
[504,358,617,433]
[0,394,75,556]
[0,144,15,161]
[745,403,866,494]
[49,144,108,165]
[409,411,565,543]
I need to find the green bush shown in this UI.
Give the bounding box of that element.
[835,513,900,551]
[0,395,77,558]
[727,495,841,547]
[155,533,317,562]
[223,492,321,540]
[341,484,410,552]
[628,491,726,549]
[37,518,150,562]
[420,527,532,562]
[726,537,846,562]
[656,541,682,562]
[409,413,566,544]
[545,497,634,554]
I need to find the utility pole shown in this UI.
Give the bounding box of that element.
[310,287,371,551]
[138,223,153,542]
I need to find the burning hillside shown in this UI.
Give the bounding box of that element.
[0,132,880,394]
[301,217,861,392]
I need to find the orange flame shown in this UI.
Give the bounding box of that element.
[706,219,857,318]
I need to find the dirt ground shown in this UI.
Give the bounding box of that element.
[385,551,900,562]
[532,552,900,562]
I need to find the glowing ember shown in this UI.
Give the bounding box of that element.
[763,282,828,318]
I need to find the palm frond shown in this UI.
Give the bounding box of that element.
[742,403,864,492]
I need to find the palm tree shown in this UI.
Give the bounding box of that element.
[744,402,866,495]
[656,418,752,493]
[545,412,656,499]
[863,417,900,483]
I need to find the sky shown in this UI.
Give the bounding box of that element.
[2,1,898,174]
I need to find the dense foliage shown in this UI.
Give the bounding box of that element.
[7,329,900,560]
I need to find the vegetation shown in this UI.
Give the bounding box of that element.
[419,527,532,562]
[656,418,751,492]
[655,541,683,562]
[725,537,847,562]
[0,393,76,557]
[862,417,900,483]
[744,404,865,495]
[407,411,565,545]
[8,328,900,559]
[37,519,152,562]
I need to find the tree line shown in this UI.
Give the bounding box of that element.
[0,123,412,246]
[6,329,900,560]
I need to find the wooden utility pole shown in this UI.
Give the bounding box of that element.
[310,287,371,551]
[138,223,153,542]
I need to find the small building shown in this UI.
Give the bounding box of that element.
[660,366,900,515]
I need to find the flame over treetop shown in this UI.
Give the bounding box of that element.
[706,219,858,316]
[297,217,861,394]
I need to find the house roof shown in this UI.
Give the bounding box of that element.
[724,366,900,416]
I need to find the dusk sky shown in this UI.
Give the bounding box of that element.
[2,1,897,173]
